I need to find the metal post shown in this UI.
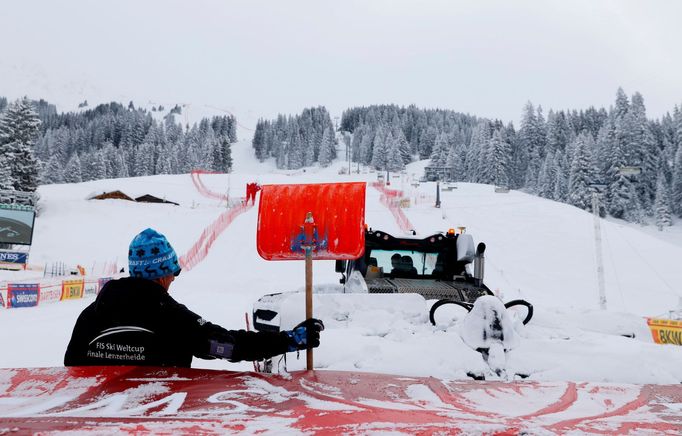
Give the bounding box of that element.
[592,193,607,310]
[435,181,441,208]
[474,243,486,286]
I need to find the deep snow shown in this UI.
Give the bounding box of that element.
[1,139,681,384]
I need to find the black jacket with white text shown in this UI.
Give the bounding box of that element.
[64,277,291,367]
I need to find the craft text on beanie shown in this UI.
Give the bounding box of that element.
[128,228,181,280]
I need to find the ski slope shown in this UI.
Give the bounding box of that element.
[1,139,681,384]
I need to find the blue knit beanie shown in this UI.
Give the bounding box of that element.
[128,228,181,280]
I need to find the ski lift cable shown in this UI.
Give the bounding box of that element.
[610,223,680,298]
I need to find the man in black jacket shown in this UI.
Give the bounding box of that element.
[64,228,323,367]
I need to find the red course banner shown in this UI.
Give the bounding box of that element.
[0,367,679,434]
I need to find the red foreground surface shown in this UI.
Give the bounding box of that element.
[0,367,680,434]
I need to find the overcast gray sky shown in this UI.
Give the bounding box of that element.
[1,0,681,128]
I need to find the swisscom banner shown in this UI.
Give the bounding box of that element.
[0,208,36,245]
[7,283,40,308]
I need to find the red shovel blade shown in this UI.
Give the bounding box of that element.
[257,182,366,260]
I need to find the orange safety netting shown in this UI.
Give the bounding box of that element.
[180,170,252,271]
[190,170,229,201]
[179,202,253,272]
[370,182,413,233]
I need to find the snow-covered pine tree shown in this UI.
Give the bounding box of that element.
[252,120,268,161]
[210,134,224,172]
[63,154,82,183]
[672,146,682,216]
[287,124,304,170]
[102,142,121,178]
[79,153,94,182]
[546,110,571,156]
[371,126,388,170]
[318,127,335,167]
[359,131,373,165]
[304,128,317,167]
[131,114,147,146]
[396,129,412,164]
[674,105,682,158]
[42,156,64,185]
[386,138,405,172]
[552,150,568,201]
[418,126,437,160]
[489,129,511,188]
[467,121,492,183]
[520,103,546,193]
[537,150,556,199]
[115,153,129,178]
[351,125,364,163]
[0,97,41,191]
[630,93,657,211]
[444,145,458,181]
[183,127,203,173]
[227,116,237,143]
[567,132,595,211]
[0,156,14,190]
[221,138,232,172]
[610,172,644,222]
[654,173,673,230]
[429,133,449,167]
[155,152,173,175]
[132,143,155,176]
[95,150,108,180]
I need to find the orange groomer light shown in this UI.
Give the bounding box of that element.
[447,228,455,236]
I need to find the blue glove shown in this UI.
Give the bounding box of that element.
[285,318,324,352]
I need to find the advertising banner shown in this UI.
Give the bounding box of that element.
[0,251,28,264]
[7,283,40,308]
[647,318,682,346]
[39,283,63,304]
[84,280,99,296]
[0,207,35,246]
[61,279,85,301]
[0,290,5,308]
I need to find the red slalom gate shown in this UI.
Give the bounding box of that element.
[0,367,679,434]
[371,181,414,233]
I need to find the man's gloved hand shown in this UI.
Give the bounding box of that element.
[285,318,325,352]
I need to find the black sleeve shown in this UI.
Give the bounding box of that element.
[161,295,291,362]
[220,329,292,362]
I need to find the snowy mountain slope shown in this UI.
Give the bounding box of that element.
[0,152,681,383]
